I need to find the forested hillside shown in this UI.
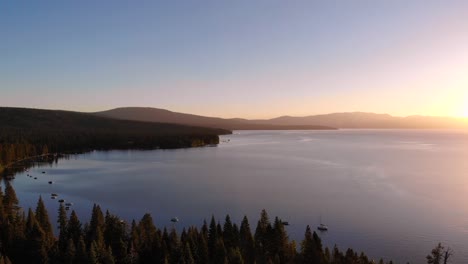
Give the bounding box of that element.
[0,107,230,174]
[95,107,336,130]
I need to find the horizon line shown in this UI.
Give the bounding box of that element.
[2,105,468,120]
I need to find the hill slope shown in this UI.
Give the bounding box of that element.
[95,107,468,129]
[0,107,229,137]
[258,112,468,129]
[0,107,230,172]
[95,107,335,130]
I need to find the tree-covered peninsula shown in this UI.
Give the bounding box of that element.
[0,107,230,174]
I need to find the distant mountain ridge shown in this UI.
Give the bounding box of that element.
[94,107,468,129]
[95,107,336,130]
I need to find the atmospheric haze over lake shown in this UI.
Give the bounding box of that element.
[11,130,468,263]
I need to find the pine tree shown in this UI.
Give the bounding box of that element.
[89,241,99,264]
[35,196,54,245]
[324,247,331,263]
[3,183,19,216]
[332,245,343,264]
[208,215,218,260]
[197,235,209,264]
[87,204,105,247]
[272,217,290,263]
[168,228,181,263]
[64,238,76,264]
[228,247,244,264]
[300,225,322,264]
[0,187,5,224]
[5,210,26,263]
[67,210,82,245]
[101,246,115,264]
[24,208,48,264]
[255,209,273,263]
[213,238,228,264]
[75,235,89,264]
[104,212,128,261]
[223,214,235,250]
[201,220,209,241]
[130,220,140,257]
[240,216,255,264]
[344,248,358,263]
[57,203,68,252]
[181,242,195,264]
[313,231,324,261]
[137,213,158,263]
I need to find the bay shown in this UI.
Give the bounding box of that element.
[10,129,468,263]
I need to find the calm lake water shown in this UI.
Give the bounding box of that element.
[9,130,468,263]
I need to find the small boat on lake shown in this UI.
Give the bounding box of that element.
[170,217,179,223]
[317,216,328,231]
[58,199,65,203]
[51,193,58,197]
[317,223,328,231]
[48,181,53,184]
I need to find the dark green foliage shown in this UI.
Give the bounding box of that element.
[0,186,406,264]
[240,216,255,264]
[223,214,237,250]
[24,208,48,263]
[301,225,323,264]
[2,183,18,216]
[67,210,82,246]
[136,213,159,264]
[75,236,89,264]
[64,238,76,264]
[87,204,105,248]
[57,203,68,253]
[255,209,274,263]
[0,107,230,175]
[426,243,453,264]
[35,196,54,246]
[272,217,292,263]
[208,215,218,260]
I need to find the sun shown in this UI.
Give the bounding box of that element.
[461,104,468,118]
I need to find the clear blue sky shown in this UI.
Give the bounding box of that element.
[1,1,467,118]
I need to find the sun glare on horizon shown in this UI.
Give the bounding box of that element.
[462,105,468,118]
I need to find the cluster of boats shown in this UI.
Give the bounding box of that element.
[24,170,328,229]
[26,173,37,180]
[26,171,47,180]
[26,170,74,211]
[50,194,73,210]
[281,220,328,231]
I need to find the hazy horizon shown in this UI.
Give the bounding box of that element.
[1,1,467,119]
[5,105,468,121]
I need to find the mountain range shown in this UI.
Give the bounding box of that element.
[95,107,468,130]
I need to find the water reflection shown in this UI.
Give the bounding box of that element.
[10,129,468,263]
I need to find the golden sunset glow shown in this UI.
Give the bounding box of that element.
[462,104,468,118]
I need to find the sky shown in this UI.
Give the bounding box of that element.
[1,1,468,119]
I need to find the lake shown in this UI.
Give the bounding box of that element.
[9,130,468,263]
